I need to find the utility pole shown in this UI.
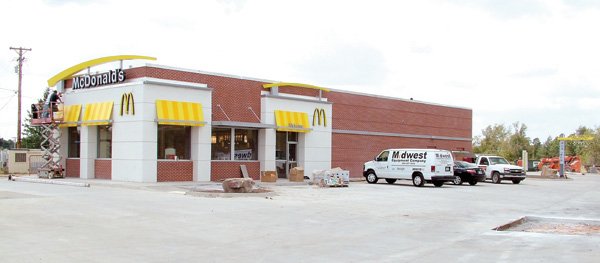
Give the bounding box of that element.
[10,47,32,149]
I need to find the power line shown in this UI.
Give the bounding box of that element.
[0,92,17,111]
[0,87,17,92]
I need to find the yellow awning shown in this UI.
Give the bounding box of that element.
[274,110,310,132]
[59,104,82,127]
[156,100,205,126]
[82,102,114,126]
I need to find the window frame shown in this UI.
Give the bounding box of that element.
[211,127,259,161]
[157,125,192,160]
[97,125,112,159]
[68,127,81,158]
[15,153,27,163]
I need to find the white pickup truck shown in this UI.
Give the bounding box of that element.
[475,155,526,184]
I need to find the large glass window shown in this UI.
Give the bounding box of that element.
[211,128,258,160]
[98,126,112,158]
[68,127,80,158]
[212,128,231,160]
[275,131,286,160]
[157,125,191,160]
[234,129,258,160]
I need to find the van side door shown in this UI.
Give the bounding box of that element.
[373,150,390,178]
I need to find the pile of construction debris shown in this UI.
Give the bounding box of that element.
[311,167,350,187]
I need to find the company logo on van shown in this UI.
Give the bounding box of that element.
[392,151,427,159]
[391,151,427,164]
[435,153,452,159]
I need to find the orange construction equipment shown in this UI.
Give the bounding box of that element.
[538,156,582,173]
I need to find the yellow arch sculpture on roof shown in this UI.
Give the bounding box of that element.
[262,82,330,92]
[47,55,157,87]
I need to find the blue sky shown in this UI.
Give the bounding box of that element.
[1,0,599,141]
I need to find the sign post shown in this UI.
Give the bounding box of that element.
[559,141,565,177]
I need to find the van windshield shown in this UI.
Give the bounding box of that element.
[376,151,389,162]
[489,157,509,165]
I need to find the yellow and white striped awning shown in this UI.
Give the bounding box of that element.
[59,104,82,127]
[82,102,114,126]
[274,110,311,132]
[156,100,205,126]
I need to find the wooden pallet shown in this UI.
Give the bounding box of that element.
[324,184,348,187]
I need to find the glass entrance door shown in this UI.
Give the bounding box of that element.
[275,131,298,178]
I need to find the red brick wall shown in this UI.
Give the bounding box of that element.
[94,159,112,180]
[211,161,260,181]
[125,67,264,123]
[157,161,193,182]
[332,133,471,178]
[327,91,472,138]
[65,158,80,178]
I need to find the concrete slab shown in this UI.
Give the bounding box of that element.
[1,174,599,262]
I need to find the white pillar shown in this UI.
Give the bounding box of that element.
[259,129,276,171]
[79,125,97,179]
[192,125,212,181]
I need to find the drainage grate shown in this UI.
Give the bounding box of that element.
[494,216,600,236]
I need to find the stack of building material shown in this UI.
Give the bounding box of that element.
[260,171,277,182]
[289,167,304,182]
[540,165,558,178]
[312,167,349,187]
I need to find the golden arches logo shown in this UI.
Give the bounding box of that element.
[120,92,135,116]
[312,108,326,127]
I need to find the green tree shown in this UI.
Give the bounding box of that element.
[473,124,509,155]
[581,127,600,166]
[531,138,542,159]
[504,122,530,161]
[565,126,594,157]
[0,138,15,149]
[541,135,562,158]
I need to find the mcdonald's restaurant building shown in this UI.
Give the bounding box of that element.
[54,59,472,182]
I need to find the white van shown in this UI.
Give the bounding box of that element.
[363,149,455,187]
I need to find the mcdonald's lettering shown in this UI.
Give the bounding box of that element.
[312,108,326,127]
[73,69,126,89]
[120,92,135,116]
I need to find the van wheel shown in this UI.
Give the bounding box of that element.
[468,180,477,186]
[385,179,397,184]
[412,174,424,187]
[366,171,378,184]
[452,176,462,185]
[433,181,444,187]
[492,172,501,184]
[512,179,521,184]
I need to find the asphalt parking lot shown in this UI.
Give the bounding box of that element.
[1,174,599,262]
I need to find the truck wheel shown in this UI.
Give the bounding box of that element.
[452,176,463,185]
[468,180,478,186]
[412,174,424,187]
[512,179,521,184]
[366,171,379,184]
[433,181,444,187]
[492,172,501,184]
[385,179,397,184]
